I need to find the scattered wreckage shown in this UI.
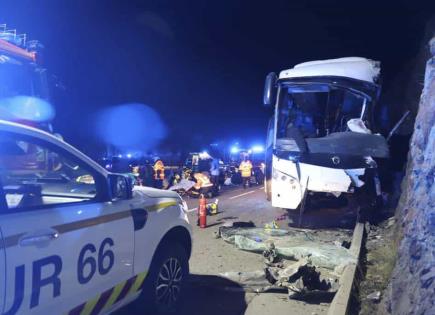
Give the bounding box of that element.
[214,223,356,299]
[262,57,407,219]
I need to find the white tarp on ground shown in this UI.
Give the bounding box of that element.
[279,57,380,83]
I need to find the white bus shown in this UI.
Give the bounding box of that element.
[263,57,389,218]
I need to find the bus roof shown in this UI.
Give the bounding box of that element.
[279,57,380,84]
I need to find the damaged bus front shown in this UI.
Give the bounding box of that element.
[263,57,389,214]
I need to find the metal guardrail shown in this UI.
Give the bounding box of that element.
[328,222,366,315]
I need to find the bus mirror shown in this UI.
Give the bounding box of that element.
[263,72,277,107]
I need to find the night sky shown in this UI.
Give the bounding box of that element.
[0,0,433,157]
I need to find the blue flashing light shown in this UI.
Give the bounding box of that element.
[0,96,55,122]
[252,145,264,153]
[95,103,167,151]
[230,146,239,154]
[118,154,123,158]
[126,153,132,159]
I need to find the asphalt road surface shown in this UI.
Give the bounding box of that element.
[118,184,358,315]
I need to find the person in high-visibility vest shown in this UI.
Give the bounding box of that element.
[239,157,253,189]
[153,159,165,188]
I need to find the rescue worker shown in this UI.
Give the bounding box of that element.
[131,164,142,186]
[142,160,154,187]
[239,156,253,189]
[210,156,220,195]
[153,158,165,189]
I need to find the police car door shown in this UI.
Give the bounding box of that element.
[0,131,134,315]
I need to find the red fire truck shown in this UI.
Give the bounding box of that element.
[0,24,54,131]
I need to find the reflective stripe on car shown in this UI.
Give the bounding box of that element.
[1,201,179,249]
[67,271,148,315]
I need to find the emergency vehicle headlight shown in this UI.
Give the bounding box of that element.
[272,168,279,180]
[274,168,298,184]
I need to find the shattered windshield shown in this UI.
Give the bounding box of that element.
[277,83,367,140]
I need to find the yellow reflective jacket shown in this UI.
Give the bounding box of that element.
[239,161,253,178]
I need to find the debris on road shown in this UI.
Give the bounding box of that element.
[212,224,356,301]
[366,291,381,302]
[219,258,339,298]
[264,220,280,230]
[207,198,219,215]
[168,178,196,192]
[218,226,356,271]
[219,270,277,293]
[263,241,278,264]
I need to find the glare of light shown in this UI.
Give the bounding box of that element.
[118,154,123,158]
[252,145,264,153]
[126,153,132,159]
[95,103,167,151]
[0,96,55,122]
[199,151,211,159]
[230,146,239,154]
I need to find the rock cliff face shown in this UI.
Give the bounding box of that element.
[389,37,435,315]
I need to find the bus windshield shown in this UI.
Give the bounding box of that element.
[276,83,367,140]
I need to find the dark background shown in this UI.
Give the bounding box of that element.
[0,0,433,157]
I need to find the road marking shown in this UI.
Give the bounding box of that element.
[229,190,255,200]
[184,187,261,211]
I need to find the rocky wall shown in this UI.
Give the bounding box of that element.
[388,37,435,315]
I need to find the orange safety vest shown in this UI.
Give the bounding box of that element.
[153,160,165,180]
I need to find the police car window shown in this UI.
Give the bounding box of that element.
[0,134,98,210]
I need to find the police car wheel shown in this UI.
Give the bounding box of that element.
[144,243,188,313]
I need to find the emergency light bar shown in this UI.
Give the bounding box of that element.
[0,24,36,62]
[0,38,36,62]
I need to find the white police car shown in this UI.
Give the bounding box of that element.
[0,120,192,315]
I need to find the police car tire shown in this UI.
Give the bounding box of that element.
[142,242,189,313]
